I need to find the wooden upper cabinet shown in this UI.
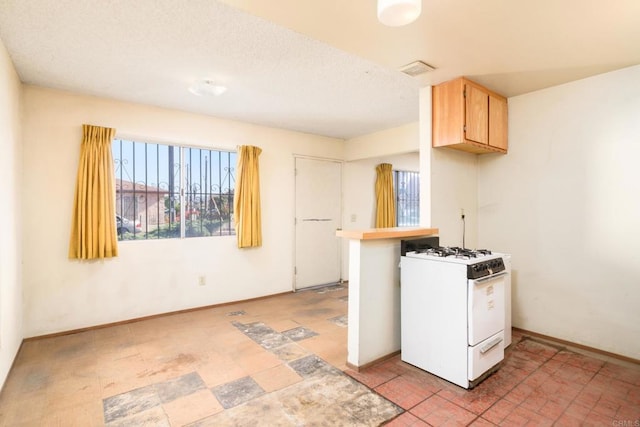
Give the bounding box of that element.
[432,77,508,154]
[465,84,489,145]
[488,95,508,151]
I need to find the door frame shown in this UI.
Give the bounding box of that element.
[292,154,344,292]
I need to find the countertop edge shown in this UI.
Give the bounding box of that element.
[336,227,439,240]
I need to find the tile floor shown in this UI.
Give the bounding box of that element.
[348,332,640,426]
[0,284,638,426]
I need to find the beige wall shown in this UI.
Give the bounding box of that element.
[344,121,418,162]
[342,152,419,278]
[0,39,23,388]
[22,86,344,337]
[342,121,421,279]
[478,65,640,359]
[430,148,479,248]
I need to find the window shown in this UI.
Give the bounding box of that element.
[113,139,236,240]
[393,170,420,226]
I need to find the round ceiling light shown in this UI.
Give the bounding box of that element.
[377,0,422,27]
[188,80,227,97]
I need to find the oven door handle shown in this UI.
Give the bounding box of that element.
[480,336,504,354]
[475,271,508,283]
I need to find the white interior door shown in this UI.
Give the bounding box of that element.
[294,157,342,290]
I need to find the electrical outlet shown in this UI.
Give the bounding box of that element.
[460,208,465,219]
[198,276,206,286]
[350,214,357,223]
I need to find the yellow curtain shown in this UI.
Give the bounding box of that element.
[68,124,118,259]
[234,145,263,248]
[375,163,396,228]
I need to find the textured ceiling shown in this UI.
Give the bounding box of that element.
[0,0,420,139]
[1,0,639,139]
[221,0,640,97]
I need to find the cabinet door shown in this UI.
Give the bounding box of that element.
[465,85,489,145]
[489,95,508,150]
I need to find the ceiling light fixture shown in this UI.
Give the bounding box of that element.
[188,80,227,97]
[377,0,422,27]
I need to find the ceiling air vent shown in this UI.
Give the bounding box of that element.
[400,60,436,77]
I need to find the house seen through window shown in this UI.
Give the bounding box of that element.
[393,170,420,226]
[113,139,236,240]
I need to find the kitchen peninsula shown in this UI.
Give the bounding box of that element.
[336,227,438,369]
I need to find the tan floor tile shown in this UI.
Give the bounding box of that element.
[45,375,103,411]
[321,330,348,346]
[166,324,210,343]
[45,330,93,347]
[177,331,225,355]
[0,381,46,406]
[235,350,283,375]
[98,355,157,398]
[318,347,348,370]
[0,391,47,426]
[12,342,54,372]
[266,318,301,332]
[190,326,234,345]
[298,334,342,355]
[95,340,141,363]
[163,389,224,426]
[100,375,153,399]
[134,338,180,361]
[127,320,172,343]
[251,364,303,392]
[0,363,52,398]
[97,353,148,378]
[50,353,100,379]
[215,336,265,359]
[290,309,344,326]
[196,353,247,388]
[209,331,257,355]
[40,400,104,427]
[303,320,345,335]
[43,333,97,361]
[138,349,204,383]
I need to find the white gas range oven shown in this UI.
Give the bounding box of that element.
[400,239,511,389]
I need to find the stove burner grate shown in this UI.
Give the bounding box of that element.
[414,246,493,259]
